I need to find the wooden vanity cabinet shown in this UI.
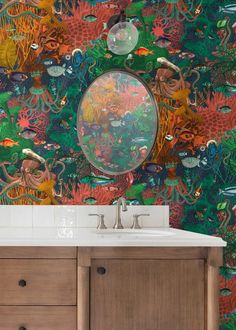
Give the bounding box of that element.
[78,247,223,330]
[0,246,223,330]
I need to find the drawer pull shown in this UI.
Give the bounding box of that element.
[18,279,27,287]
[19,327,26,330]
[97,267,106,275]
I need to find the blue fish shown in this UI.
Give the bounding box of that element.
[219,4,236,14]
[79,173,115,187]
[219,187,236,196]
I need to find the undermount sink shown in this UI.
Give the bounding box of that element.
[94,229,175,238]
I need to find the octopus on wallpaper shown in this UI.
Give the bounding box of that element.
[0,0,235,326]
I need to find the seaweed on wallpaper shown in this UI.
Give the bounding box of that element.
[0,0,235,325]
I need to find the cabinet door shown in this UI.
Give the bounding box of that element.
[91,259,205,330]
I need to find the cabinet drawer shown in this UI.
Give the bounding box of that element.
[0,259,76,305]
[0,247,77,259]
[0,306,76,330]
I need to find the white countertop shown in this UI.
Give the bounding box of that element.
[0,227,226,247]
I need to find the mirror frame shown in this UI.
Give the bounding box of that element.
[77,69,159,175]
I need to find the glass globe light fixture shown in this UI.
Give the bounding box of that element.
[107,21,139,55]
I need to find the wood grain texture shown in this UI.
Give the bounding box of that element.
[78,247,207,266]
[0,247,77,259]
[0,259,76,305]
[207,247,223,267]
[206,265,220,330]
[91,259,205,330]
[77,266,90,330]
[0,306,76,330]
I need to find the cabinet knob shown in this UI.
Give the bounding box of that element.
[18,279,27,287]
[19,327,26,330]
[97,267,106,275]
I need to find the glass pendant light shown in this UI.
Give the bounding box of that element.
[107,10,139,55]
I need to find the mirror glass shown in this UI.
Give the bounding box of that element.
[77,70,158,175]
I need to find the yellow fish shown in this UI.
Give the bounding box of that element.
[134,47,153,56]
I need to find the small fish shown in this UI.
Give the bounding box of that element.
[47,64,66,77]
[79,173,115,187]
[179,51,195,59]
[0,138,19,147]
[44,143,60,150]
[220,288,232,296]
[9,72,28,83]
[217,106,232,113]
[219,4,236,14]
[19,128,37,139]
[60,95,67,107]
[181,157,200,168]
[131,137,148,143]
[31,43,39,50]
[178,151,189,157]
[165,134,174,141]
[110,120,122,127]
[144,163,163,173]
[83,197,97,205]
[83,14,97,22]
[43,59,54,66]
[134,47,153,56]
[219,187,236,196]
[153,37,171,48]
[0,107,5,115]
[10,34,26,42]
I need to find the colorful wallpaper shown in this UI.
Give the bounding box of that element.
[0,0,235,327]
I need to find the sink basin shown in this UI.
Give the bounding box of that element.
[94,229,175,238]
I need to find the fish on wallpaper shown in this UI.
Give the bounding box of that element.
[0,0,235,325]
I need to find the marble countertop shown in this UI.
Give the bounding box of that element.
[0,227,226,247]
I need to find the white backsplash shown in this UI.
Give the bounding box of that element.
[0,205,169,228]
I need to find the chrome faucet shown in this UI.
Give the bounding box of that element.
[113,197,127,229]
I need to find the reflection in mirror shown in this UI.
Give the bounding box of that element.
[77,70,159,175]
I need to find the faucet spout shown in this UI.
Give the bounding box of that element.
[114,197,127,229]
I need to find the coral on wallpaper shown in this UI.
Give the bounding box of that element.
[0,0,235,326]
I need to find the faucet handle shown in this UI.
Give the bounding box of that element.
[89,214,107,230]
[131,214,150,229]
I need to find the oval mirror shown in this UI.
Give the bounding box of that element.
[77,70,159,175]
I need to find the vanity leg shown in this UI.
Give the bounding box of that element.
[206,248,223,330]
[78,266,90,330]
[206,265,220,330]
